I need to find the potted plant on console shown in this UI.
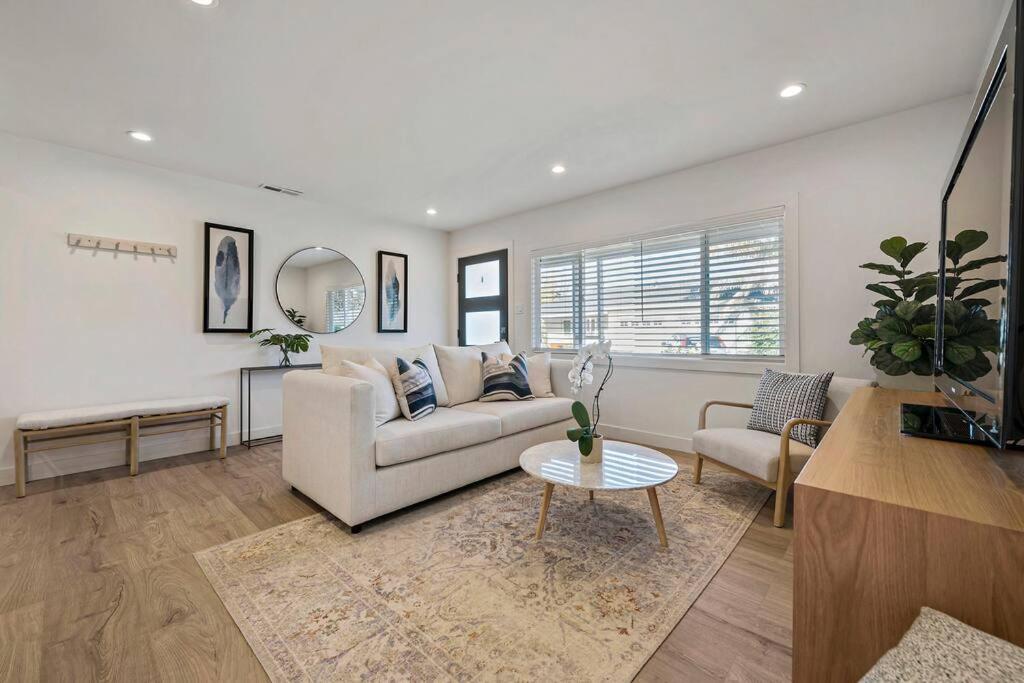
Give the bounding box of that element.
[250,328,313,367]
[567,341,613,464]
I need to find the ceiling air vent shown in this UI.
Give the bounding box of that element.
[259,183,304,197]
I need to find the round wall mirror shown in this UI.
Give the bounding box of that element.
[275,247,366,334]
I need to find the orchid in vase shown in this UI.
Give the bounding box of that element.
[566,341,613,462]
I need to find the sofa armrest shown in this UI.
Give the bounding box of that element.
[282,370,377,525]
[550,357,574,398]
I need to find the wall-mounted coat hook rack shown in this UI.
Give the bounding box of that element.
[67,233,177,258]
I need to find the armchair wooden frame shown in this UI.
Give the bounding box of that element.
[694,400,831,527]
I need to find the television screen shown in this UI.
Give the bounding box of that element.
[937,46,1014,445]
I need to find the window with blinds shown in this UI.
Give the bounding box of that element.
[326,286,366,332]
[531,210,785,358]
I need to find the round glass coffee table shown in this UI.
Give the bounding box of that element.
[519,440,679,547]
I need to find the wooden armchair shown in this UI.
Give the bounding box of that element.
[692,377,874,527]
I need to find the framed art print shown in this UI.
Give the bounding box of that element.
[377,250,408,333]
[203,222,254,333]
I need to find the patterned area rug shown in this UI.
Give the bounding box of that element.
[195,464,768,681]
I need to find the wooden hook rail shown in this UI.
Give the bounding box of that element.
[67,233,177,258]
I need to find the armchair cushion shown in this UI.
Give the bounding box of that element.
[693,427,813,482]
[748,369,834,447]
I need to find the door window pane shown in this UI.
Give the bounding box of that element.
[465,310,501,345]
[465,260,500,298]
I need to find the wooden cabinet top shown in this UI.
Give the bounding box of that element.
[796,386,1024,532]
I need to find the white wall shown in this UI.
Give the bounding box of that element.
[449,96,972,451]
[0,132,449,484]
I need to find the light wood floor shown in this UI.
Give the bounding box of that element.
[0,444,792,682]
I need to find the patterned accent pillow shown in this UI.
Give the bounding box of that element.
[747,369,834,447]
[480,352,534,402]
[391,357,437,420]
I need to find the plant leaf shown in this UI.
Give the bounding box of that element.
[899,242,927,268]
[891,339,922,362]
[870,347,911,375]
[895,301,922,321]
[867,283,900,300]
[872,299,900,308]
[944,341,977,365]
[880,236,908,262]
[579,434,593,456]
[566,427,585,442]
[571,400,590,428]
[954,229,988,256]
[912,323,935,338]
[957,254,1006,273]
[956,279,1003,299]
[877,317,913,343]
[860,262,903,276]
[914,283,937,302]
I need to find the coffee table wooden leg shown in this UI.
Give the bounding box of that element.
[536,483,554,539]
[647,487,668,548]
[589,490,594,501]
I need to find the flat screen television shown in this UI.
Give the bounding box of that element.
[933,2,1024,448]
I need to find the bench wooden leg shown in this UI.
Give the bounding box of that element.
[14,429,26,498]
[209,412,216,451]
[129,416,139,476]
[219,406,228,459]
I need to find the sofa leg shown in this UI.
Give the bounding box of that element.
[693,454,704,484]
[350,524,363,534]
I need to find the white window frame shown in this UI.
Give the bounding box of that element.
[529,203,800,375]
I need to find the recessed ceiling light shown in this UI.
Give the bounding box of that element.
[127,130,153,142]
[779,83,806,98]
[426,207,438,216]
[314,246,324,250]
[551,164,567,175]
[191,0,218,6]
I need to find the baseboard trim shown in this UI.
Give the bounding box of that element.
[0,426,281,488]
[598,423,693,454]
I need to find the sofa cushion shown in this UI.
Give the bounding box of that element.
[434,345,484,406]
[474,340,512,358]
[326,358,400,427]
[322,343,450,406]
[452,397,573,436]
[375,407,501,467]
[692,427,814,482]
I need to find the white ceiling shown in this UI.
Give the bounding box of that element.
[0,1,1006,230]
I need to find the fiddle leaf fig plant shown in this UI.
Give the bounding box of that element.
[849,230,1004,381]
[250,328,313,367]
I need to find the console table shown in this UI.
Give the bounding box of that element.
[239,363,321,448]
[793,387,1024,681]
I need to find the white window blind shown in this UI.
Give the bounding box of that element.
[326,286,366,332]
[531,211,785,358]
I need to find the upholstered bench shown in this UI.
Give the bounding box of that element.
[13,396,229,498]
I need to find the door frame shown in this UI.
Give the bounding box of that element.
[457,249,509,346]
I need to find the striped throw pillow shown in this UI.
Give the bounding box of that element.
[480,352,534,402]
[747,369,834,447]
[392,357,437,420]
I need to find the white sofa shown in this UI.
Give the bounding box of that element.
[282,349,575,530]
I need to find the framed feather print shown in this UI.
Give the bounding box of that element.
[203,223,254,333]
[377,250,408,333]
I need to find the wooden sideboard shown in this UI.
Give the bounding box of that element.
[793,387,1024,682]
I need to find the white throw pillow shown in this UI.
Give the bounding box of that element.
[327,358,400,427]
[434,345,484,406]
[525,351,555,398]
[475,340,513,358]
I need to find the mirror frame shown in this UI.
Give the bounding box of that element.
[274,246,367,334]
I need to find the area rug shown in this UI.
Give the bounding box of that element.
[195,465,768,682]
